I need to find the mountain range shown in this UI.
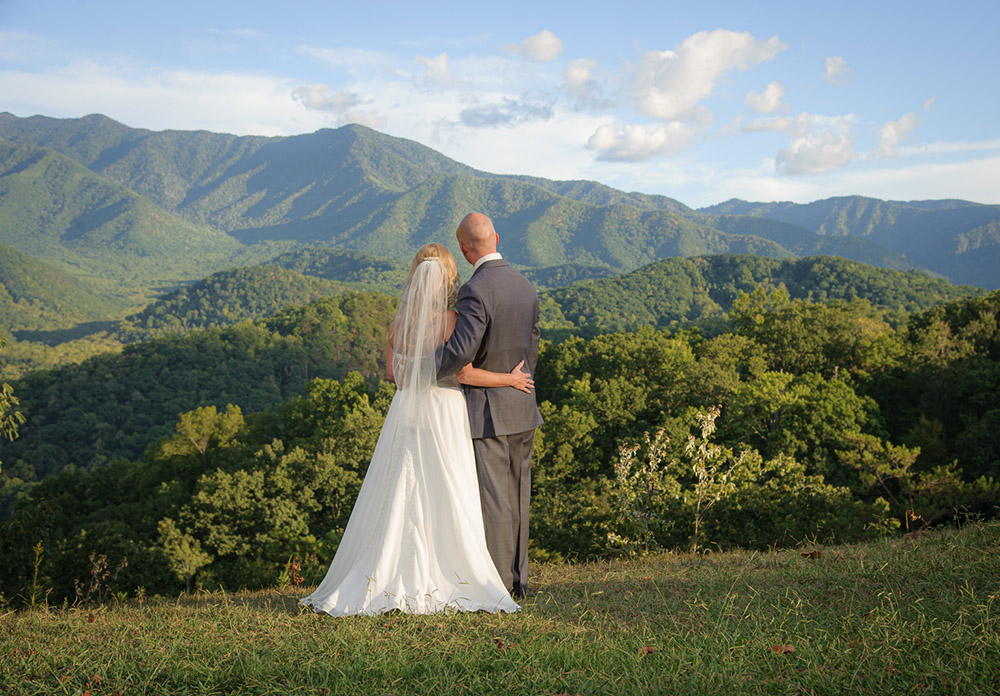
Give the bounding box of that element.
[0,111,997,336]
[700,198,1000,289]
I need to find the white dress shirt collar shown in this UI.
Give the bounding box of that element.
[473,252,503,272]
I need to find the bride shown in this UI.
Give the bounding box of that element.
[301,244,530,615]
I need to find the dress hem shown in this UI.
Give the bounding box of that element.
[299,597,520,617]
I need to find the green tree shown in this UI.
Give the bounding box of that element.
[837,433,922,529]
[608,428,678,556]
[720,370,879,485]
[0,335,24,474]
[685,406,754,554]
[160,405,245,461]
[731,287,904,380]
[157,518,212,592]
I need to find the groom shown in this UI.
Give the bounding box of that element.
[438,212,543,600]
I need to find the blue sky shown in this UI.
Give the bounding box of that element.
[2,0,998,207]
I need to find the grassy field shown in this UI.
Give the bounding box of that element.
[2,521,998,695]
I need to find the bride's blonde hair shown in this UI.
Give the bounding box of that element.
[406,243,459,306]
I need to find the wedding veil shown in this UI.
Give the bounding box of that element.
[391,258,451,420]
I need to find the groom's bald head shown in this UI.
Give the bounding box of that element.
[456,212,498,265]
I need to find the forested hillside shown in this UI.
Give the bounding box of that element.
[0,250,982,470]
[118,265,379,339]
[117,253,990,341]
[0,250,410,380]
[267,248,409,290]
[2,288,997,601]
[2,250,976,380]
[0,293,396,492]
[0,137,248,303]
[0,242,124,332]
[541,254,983,335]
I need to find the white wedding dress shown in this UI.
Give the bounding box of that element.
[301,259,518,616]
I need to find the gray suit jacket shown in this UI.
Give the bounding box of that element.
[438,259,544,438]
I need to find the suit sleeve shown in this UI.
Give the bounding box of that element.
[437,284,488,378]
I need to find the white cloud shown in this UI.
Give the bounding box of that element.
[744,112,860,175]
[824,56,850,86]
[776,121,855,175]
[459,97,554,128]
[291,83,386,129]
[292,84,358,111]
[632,30,786,122]
[924,96,937,112]
[563,57,610,109]
[874,112,920,158]
[521,30,564,63]
[564,58,596,94]
[416,52,455,85]
[587,121,694,162]
[743,111,812,136]
[745,81,786,113]
[0,61,346,136]
[564,58,596,89]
